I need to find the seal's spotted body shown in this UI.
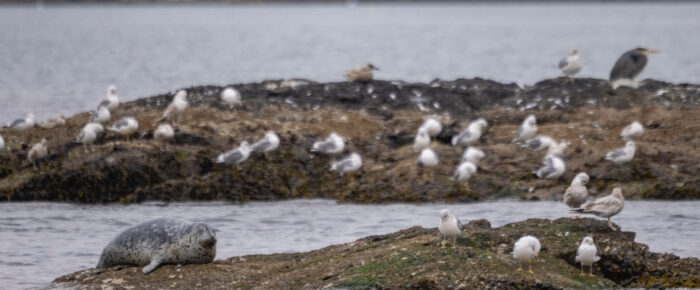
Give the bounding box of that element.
[97,218,216,274]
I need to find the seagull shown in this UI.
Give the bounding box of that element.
[221,87,242,108]
[571,187,625,231]
[605,141,636,164]
[452,118,488,146]
[27,138,48,170]
[98,85,120,111]
[0,135,5,151]
[76,124,99,153]
[413,127,430,151]
[417,147,438,179]
[564,172,589,217]
[620,121,644,141]
[345,63,379,82]
[311,132,345,155]
[420,117,443,137]
[559,49,582,80]
[512,114,537,143]
[610,47,660,89]
[453,161,477,183]
[154,124,175,151]
[108,117,139,142]
[159,90,188,126]
[513,235,541,273]
[83,123,105,136]
[250,131,280,159]
[8,114,35,131]
[546,140,570,157]
[330,152,363,176]
[523,135,555,151]
[216,141,251,165]
[535,154,565,179]
[439,209,463,248]
[461,146,485,165]
[90,106,111,124]
[38,114,65,130]
[575,236,600,277]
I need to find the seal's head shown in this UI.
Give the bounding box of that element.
[193,223,217,250]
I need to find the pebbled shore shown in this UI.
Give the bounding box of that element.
[53,218,700,289]
[1,77,699,203]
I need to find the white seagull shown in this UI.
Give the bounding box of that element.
[452,118,488,146]
[535,154,565,179]
[512,235,541,273]
[461,146,485,165]
[559,49,582,79]
[605,141,636,164]
[27,138,49,170]
[564,172,589,215]
[620,121,644,141]
[154,124,175,151]
[77,124,101,153]
[108,117,139,142]
[38,114,66,130]
[90,106,111,124]
[513,114,537,143]
[417,147,438,179]
[311,132,345,155]
[575,236,600,277]
[439,209,462,248]
[571,187,625,230]
[8,114,36,131]
[216,141,251,165]
[330,152,363,176]
[523,135,555,151]
[420,117,443,137]
[413,127,430,151]
[0,135,5,151]
[98,85,120,111]
[159,90,188,125]
[221,87,242,108]
[453,161,477,183]
[250,131,280,158]
[83,123,105,136]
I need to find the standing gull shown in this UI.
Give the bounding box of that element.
[564,172,589,217]
[571,187,625,230]
[413,127,430,151]
[512,114,537,143]
[453,161,477,183]
[8,114,35,131]
[216,141,251,165]
[77,124,100,153]
[250,131,280,159]
[154,124,175,151]
[420,117,442,137]
[417,147,438,179]
[330,152,363,176]
[452,118,488,146]
[605,141,636,164]
[438,209,462,248]
[83,123,105,136]
[535,154,565,179]
[90,106,111,124]
[513,235,541,273]
[311,132,345,155]
[610,47,660,89]
[523,135,555,151]
[159,90,188,126]
[38,114,65,129]
[27,138,48,170]
[99,85,120,111]
[221,87,242,108]
[461,146,485,165]
[345,63,379,82]
[559,49,582,80]
[108,117,139,142]
[576,236,600,277]
[620,121,644,141]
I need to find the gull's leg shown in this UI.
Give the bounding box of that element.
[608,218,617,231]
[264,152,270,161]
[83,143,88,154]
[516,262,522,272]
[589,265,594,277]
[441,235,445,248]
[528,261,534,273]
[91,144,95,153]
[32,161,37,171]
[452,236,456,248]
[579,264,585,276]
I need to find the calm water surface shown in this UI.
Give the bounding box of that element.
[1,3,700,124]
[0,199,698,289]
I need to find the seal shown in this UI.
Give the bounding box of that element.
[96,218,217,274]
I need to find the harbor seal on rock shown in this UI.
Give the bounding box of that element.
[96,218,217,274]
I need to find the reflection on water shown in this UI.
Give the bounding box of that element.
[0,199,699,288]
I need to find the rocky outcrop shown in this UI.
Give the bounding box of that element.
[1,77,699,203]
[52,218,700,289]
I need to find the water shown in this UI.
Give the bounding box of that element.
[0,200,698,289]
[1,3,700,124]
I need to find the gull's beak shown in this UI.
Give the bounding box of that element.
[645,49,661,54]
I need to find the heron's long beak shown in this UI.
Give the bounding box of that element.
[645,49,661,54]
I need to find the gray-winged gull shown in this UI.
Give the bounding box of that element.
[564,172,589,216]
[523,135,554,151]
[571,187,625,230]
[251,131,280,159]
[575,236,600,277]
[330,152,363,176]
[620,121,644,141]
[311,132,345,155]
[513,114,537,143]
[8,114,35,131]
[90,106,111,124]
[461,146,485,164]
[605,141,635,164]
[439,209,463,248]
[536,154,565,179]
[98,85,120,110]
[559,49,582,79]
[216,141,251,165]
[452,118,488,146]
[159,90,188,125]
[108,117,139,142]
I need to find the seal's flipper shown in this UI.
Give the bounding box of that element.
[142,257,163,274]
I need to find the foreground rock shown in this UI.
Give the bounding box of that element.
[1,77,699,203]
[53,218,700,289]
